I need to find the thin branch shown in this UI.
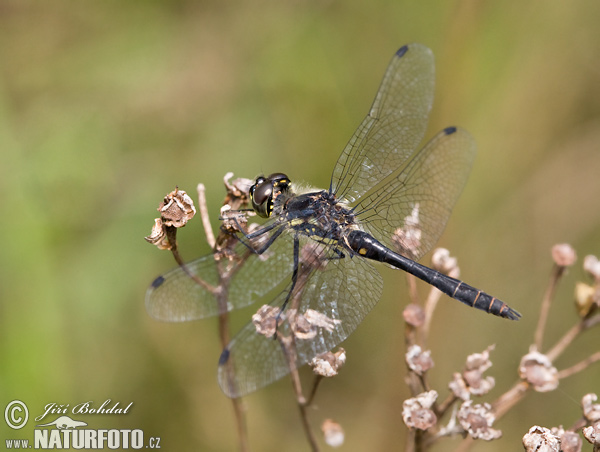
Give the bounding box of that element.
[557,350,600,380]
[197,183,216,249]
[534,264,565,350]
[546,313,600,362]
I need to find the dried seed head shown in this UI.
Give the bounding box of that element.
[252,305,280,338]
[583,422,600,446]
[402,391,438,431]
[555,429,583,452]
[582,393,600,423]
[145,218,172,250]
[310,348,346,377]
[518,349,559,392]
[431,248,460,278]
[449,372,471,401]
[461,345,496,396]
[522,426,560,452]
[583,255,600,282]
[403,304,425,327]
[575,282,597,318]
[289,309,342,340]
[392,203,422,259]
[405,345,434,376]
[321,419,344,448]
[458,401,502,441]
[158,188,196,228]
[551,243,577,267]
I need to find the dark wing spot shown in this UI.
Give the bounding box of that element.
[396,45,409,58]
[218,348,230,365]
[151,275,165,288]
[443,126,457,135]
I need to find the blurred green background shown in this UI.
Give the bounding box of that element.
[1,1,599,451]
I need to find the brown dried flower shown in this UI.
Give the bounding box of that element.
[145,218,172,250]
[431,248,460,278]
[405,345,434,376]
[575,282,597,318]
[158,188,196,228]
[321,419,344,448]
[402,391,438,431]
[310,348,346,377]
[550,427,582,452]
[551,243,576,267]
[583,422,600,446]
[392,203,422,259]
[518,349,559,392]
[457,401,502,440]
[522,426,560,452]
[252,305,280,338]
[450,346,496,399]
[403,304,425,327]
[582,393,600,423]
[583,255,600,282]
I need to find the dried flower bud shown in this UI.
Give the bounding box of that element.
[462,346,496,396]
[551,244,576,267]
[457,401,501,440]
[557,430,582,452]
[252,305,279,338]
[518,349,559,392]
[582,393,600,423]
[403,304,425,327]
[158,188,196,228]
[392,203,422,259]
[522,426,560,452]
[145,218,172,250]
[405,345,434,376]
[575,282,597,318]
[449,372,471,401]
[402,391,438,431]
[321,419,344,448]
[310,349,346,377]
[583,255,600,282]
[583,422,600,446]
[431,248,460,278]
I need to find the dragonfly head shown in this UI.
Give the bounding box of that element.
[250,173,291,218]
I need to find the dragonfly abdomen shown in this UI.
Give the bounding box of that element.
[346,230,520,320]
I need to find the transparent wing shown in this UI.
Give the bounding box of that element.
[353,127,476,260]
[145,224,295,321]
[218,238,383,398]
[331,43,435,204]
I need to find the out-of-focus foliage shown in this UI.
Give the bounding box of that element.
[1,1,599,450]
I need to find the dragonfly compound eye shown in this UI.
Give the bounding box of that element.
[250,177,274,218]
[250,173,291,218]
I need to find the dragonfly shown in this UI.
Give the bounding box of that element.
[146,43,521,398]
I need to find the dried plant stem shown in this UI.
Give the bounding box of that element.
[534,264,565,350]
[492,380,529,419]
[422,287,443,343]
[547,313,600,361]
[197,183,216,248]
[167,191,249,452]
[305,375,324,406]
[406,273,420,306]
[557,350,600,380]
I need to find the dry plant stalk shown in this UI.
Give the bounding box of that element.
[399,244,600,452]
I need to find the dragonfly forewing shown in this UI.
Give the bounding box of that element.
[146,228,296,321]
[331,43,435,204]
